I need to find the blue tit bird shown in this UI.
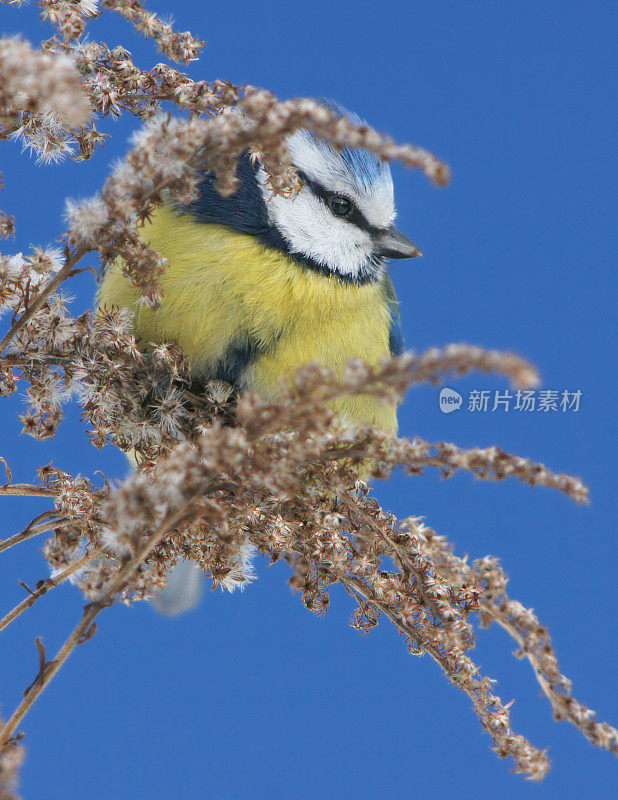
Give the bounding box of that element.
[97,100,421,614]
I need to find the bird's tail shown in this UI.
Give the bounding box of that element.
[152,558,205,617]
[122,453,205,617]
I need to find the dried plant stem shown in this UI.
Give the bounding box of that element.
[347,496,453,621]
[405,344,541,390]
[0,354,68,367]
[0,512,67,555]
[416,528,618,756]
[0,551,96,633]
[489,610,574,714]
[0,482,228,748]
[0,485,58,498]
[358,505,616,758]
[0,244,89,353]
[337,574,549,778]
[485,606,618,754]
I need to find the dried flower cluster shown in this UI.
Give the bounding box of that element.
[0,0,615,791]
[102,0,206,63]
[0,35,90,128]
[0,33,90,163]
[0,211,15,240]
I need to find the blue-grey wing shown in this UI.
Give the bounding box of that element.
[383,275,405,356]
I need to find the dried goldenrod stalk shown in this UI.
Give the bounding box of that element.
[0,314,608,780]
[70,40,239,122]
[241,90,450,191]
[102,0,206,64]
[0,718,24,800]
[414,524,618,755]
[0,0,615,790]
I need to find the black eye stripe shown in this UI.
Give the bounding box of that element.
[296,170,380,236]
[180,153,383,286]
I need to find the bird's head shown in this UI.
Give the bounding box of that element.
[182,100,420,285]
[255,100,421,284]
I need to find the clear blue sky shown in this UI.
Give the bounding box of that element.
[1,1,617,797]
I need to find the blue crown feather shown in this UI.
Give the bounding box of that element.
[306,98,391,189]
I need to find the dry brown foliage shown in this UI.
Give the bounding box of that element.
[0,0,616,789]
[0,714,24,800]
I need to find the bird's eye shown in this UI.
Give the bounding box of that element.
[328,195,353,218]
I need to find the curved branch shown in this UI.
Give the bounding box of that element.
[0,512,68,555]
[0,482,222,747]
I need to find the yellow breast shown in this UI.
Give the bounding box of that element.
[97,206,397,434]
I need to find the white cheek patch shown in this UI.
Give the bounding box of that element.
[262,181,374,277]
[257,129,397,278]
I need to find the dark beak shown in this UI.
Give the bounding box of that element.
[374,225,422,260]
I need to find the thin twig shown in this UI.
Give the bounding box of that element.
[0,481,228,747]
[485,606,618,754]
[0,354,69,367]
[340,491,444,621]
[0,552,97,633]
[0,485,58,497]
[337,573,548,778]
[0,512,68,555]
